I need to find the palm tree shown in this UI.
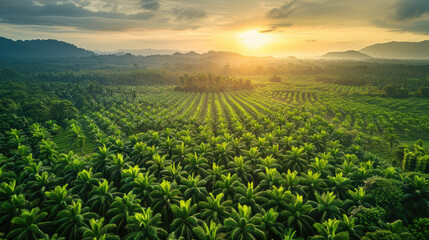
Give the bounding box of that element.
[147,154,171,179]
[403,175,429,218]
[214,142,234,166]
[55,201,98,239]
[206,163,227,191]
[193,220,222,240]
[213,173,243,201]
[7,208,49,240]
[132,172,156,207]
[338,214,364,240]
[312,192,343,222]
[179,175,208,203]
[130,142,148,167]
[257,167,283,190]
[120,165,142,193]
[70,168,101,202]
[87,179,121,216]
[43,184,73,219]
[312,218,349,240]
[106,192,142,236]
[224,204,265,240]
[310,157,333,178]
[38,139,58,165]
[235,182,265,214]
[227,156,253,184]
[260,208,283,240]
[0,194,29,232]
[283,194,315,237]
[185,152,209,178]
[25,171,58,201]
[125,207,167,240]
[170,199,200,239]
[301,170,327,201]
[91,144,111,174]
[327,173,353,200]
[284,147,308,173]
[82,218,119,240]
[106,153,133,187]
[150,180,182,226]
[198,193,232,224]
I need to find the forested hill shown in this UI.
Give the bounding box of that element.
[0,37,94,59]
[360,40,429,60]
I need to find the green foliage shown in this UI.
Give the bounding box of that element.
[408,218,429,240]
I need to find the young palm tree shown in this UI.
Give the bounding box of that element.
[170,199,200,239]
[184,152,209,178]
[214,142,234,167]
[193,220,222,240]
[43,184,74,219]
[213,173,243,201]
[150,180,182,226]
[87,179,121,216]
[82,218,119,240]
[312,218,349,240]
[7,208,49,240]
[132,172,156,207]
[179,175,208,203]
[38,139,58,166]
[327,173,353,200]
[91,144,111,174]
[235,182,265,214]
[283,194,315,237]
[224,204,265,240]
[301,170,327,201]
[106,153,133,187]
[106,192,142,236]
[403,175,429,218]
[70,168,101,202]
[198,192,232,224]
[284,147,308,173]
[55,201,98,239]
[312,192,343,222]
[147,154,171,179]
[125,207,167,240]
[227,156,253,184]
[0,194,29,232]
[259,208,284,240]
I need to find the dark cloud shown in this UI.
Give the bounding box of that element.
[374,18,429,34]
[393,0,429,20]
[140,0,160,11]
[266,0,297,19]
[171,7,207,21]
[0,0,156,31]
[259,23,292,33]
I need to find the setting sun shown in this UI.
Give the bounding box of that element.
[238,30,271,49]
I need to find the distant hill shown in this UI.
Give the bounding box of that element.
[0,37,94,59]
[360,41,429,60]
[96,48,184,56]
[322,50,372,60]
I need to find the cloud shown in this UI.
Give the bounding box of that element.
[140,0,160,11]
[0,0,160,31]
[171,7,207,21]
[259,23,292,33]
[393,0,429,20]
[266,0,297,19]
[373,18,429,34]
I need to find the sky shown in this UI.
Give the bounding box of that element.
[1,0,429,57]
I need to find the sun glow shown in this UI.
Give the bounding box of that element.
[238,30,271,49]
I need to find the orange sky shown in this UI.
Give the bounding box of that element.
[1,0,429,57]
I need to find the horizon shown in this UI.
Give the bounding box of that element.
[1,0,429,57]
